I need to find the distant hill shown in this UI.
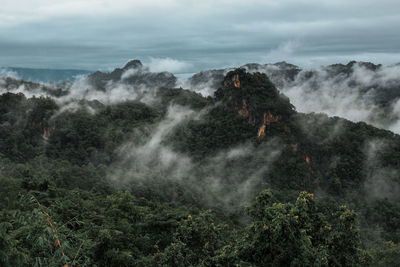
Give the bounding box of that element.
[0,67,92,84]
[188,61,400,133]
[0,75,68,97]
[189,61,400,107]
[87,59,177,90]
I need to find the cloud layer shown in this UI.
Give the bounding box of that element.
[1,1,400,70]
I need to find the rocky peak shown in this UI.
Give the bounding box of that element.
[122,60,143,70]
[273,61,300,70]
[325,61,382,76]
[215,69,295,137]
[87,59,177,90]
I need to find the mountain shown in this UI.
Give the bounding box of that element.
[0,75,68,97]
[1,67,400,265]
[87,59,177,90]
[0,67,91,84]
[189,61,400,107]
[188,61,301,91]
[170,68,400,204]
[188,61,400,134]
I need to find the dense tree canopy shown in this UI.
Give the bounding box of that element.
[1,69,400,265]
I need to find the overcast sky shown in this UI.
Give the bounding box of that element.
[1,0,400,73]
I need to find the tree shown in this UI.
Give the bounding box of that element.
[239,190,365,266]
[156,212,226,266]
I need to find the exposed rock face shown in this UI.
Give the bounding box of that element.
[305,155,312,171]
[263,112,281,125]
[238,99,249,117]
[232,74,240,88]
[215,68,294,140]
[42,126,56,141]
[87,59,177,90]
[305,155,311,165]
[257,124,266,139]
[257,112,281,139]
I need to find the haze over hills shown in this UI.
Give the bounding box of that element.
[87,59,177,90]
[2,0,400,265]
[187,61,400,132]
[2,59,400,133]
[1,63,400,265]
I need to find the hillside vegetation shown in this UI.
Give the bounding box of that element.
[1,69,400,266]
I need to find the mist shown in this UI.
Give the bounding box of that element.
[2,59,400,136]
[107,103,283,212]
[184,61,400,134]
[278,64,400,133]
[363,139,400,202]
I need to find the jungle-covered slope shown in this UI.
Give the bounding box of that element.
[1,69,400,266]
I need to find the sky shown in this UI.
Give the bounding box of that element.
[1,0,400,73]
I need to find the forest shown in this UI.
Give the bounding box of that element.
[1,68,400,266]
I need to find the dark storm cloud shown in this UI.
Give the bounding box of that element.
[1,0,400,72]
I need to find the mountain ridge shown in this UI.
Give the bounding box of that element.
[1,67,400,264]
[87,59,177,90]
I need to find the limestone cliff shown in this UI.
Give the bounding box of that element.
[215,68,294,139]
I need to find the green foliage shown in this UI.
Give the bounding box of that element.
[152,87,211,112]
[0,93,57,162]
[1,67,400,265]
[239,190,366,266]
[47,100,159,165]
[0,180,193,266]
[170,104,255,157]
[215,69,295,120]
[370,242,400,267]
[362,199,400,246]
[240,191,324,266]
[155,212,226,266]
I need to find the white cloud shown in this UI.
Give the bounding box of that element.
[363,139,400,201]
[0,68,19,79]
[264,40,301,62]
[147,57,191,73]
[277,63,400,133]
